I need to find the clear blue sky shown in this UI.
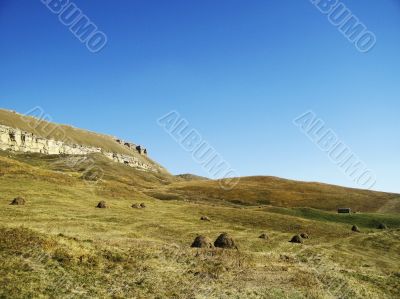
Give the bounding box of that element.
[1,0,399,193]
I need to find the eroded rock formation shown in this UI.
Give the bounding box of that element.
[116,138,147,155]
[0,124,159,173]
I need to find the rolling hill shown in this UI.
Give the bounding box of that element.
[148,176,400,213]
[0,110,399,298]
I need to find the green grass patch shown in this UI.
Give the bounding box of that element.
[266,207,400,228]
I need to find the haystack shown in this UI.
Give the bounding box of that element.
[10,197,25,205]
[96,201,107,209]
[191,235,214,248]
[289,235,303,244]
[132,203,146,209]
[300,233,309,239]
[214,233,237,249]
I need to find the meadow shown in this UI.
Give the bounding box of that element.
[0,151,399,298]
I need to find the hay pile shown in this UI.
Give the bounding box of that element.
[10,197,25,205]
[289,235,303,244]
[191,235,214,248]
[214,233,237,249]
[96,201,107,209]
[300,233,309,239]
[132,203,146,209]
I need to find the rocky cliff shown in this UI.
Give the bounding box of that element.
[0,124,163,173]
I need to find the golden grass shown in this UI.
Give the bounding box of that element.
[0,152,399,298]
[150,176,400,212]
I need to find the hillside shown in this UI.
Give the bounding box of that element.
[0,113,400,298]
[0,150,399,298]
[0,109,167,173]
[2,107,398,214]
[148,176,400,213]
[175,173,210,182]
[0,109,134,155]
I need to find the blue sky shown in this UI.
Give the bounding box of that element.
[0,0,399,193]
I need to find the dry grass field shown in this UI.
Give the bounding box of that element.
[0,150,399,298]
[148,176,400,212]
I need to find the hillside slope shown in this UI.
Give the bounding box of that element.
[1,112,400,298]
[148,176,400,213]
[0,109,167,173]
[0,151,399,298]
[2,108,399,214]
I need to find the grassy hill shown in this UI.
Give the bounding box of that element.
[0,150,399,298]
[148,176,400,213]
[0,109,167,173]
[1,110,400,298]
[175,173,210,181]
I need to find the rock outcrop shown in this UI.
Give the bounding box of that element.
[0,124,160,173]
[116,139,147,156]
[103,152,155,172]
[0,124,102,155]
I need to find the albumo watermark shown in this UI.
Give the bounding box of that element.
[22,106,104,186]
[310,0,377,53]
[158,111,240,190]
[293,110,377,190]
[41,0,108,53]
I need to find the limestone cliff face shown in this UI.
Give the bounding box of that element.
[0,124,161,173]
[0,124,102,155]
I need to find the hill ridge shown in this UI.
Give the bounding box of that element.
[0,109,167,173]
